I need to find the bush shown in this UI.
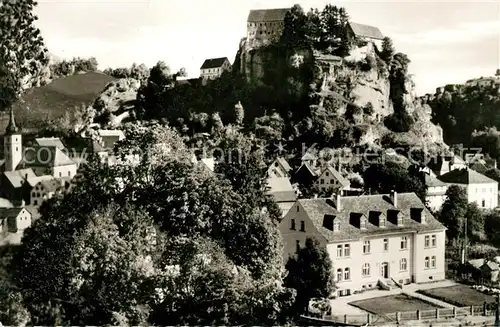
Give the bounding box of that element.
[359,55,376,72]
[384,112,414,133]
[363,102,374,115]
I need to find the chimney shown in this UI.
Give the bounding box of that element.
[336,193,341,211]
[390,190,397,208]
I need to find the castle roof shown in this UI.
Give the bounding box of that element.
[348,22,384,40]
[247,8,290,22]
[298,192,445,243]
[200,57,229,70]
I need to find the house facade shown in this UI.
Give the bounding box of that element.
[279,192,446,296]
[438,168,498,209]
[267,176,297,217]
[246,8,289,48]
[200,57,231,83]
[268,157,292,178]
[315,165,350,192]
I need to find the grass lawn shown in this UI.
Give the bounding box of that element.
[349,294,440,315]
[418,284,496,307]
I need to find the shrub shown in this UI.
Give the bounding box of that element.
[384,112,414,133]
[363,102,374,115]
[359,55,375,72]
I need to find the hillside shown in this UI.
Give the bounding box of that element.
[421,75,500,147]
[1,72,116,134]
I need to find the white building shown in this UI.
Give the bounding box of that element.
[346,22,384,50]
[424,173,448,212]
[246,8,289,48]
[279,191,447,296]
[199,57,231,84]
[438,168,498,209]
[315,165,350,193]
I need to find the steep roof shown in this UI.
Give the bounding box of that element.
[267,177,296,203]
[17,146,76,169]
[200,57,229,69]
[5,108,19,135]
[200,158,215,172]
[276,157,292,172]
[348,22,384,40]
[438,168,497,185]
[35,137,65,149]
[299,192,445,243]
[295,162,318,177]
[247,8,290,22]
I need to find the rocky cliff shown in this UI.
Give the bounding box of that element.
[236,36,446,152]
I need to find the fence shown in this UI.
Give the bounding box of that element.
[315,304,497,325]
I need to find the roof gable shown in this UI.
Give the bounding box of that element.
[267,177,296,202]
[348,22,384,40]
[318,166,350,187]
[200,57,229,69]
[247,8,290,22]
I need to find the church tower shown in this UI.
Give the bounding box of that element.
[4,108,22,171]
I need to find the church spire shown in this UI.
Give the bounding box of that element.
[5,107,19,135]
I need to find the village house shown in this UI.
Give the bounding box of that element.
[267,176,297,217]
[438,168,498,209]
[268,157,292,178]
[346,22,384,49]
[0,207,32,245]
[315,165,351,193]
[426,154,467,177]
[30,178,71,206]
[424,173,448,212]
[199,57,232,84]
[466,257,500,283]
[246,8,289,48]
[279,191,447,296]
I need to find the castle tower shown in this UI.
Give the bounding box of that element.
[4,108,22,171]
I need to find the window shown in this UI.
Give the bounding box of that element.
[344,268,350,280]
[383,239,389,251]
[482,200,486,208]
[431,235,436,247]
[300,221,305,232]
[425,235,430,248]
[337,268,343,281]
[34,200,37,206]
[296,240,300,253]
[363,240,371,254]
[59,172,62,177]
[290,219,296,230]
[401,236,408,250]
[424,256,430,269]
[431,256,436,269]
[337,245,343,257]
[326,172,329,176]
[320,179,324,184]
[68,171,71,177]
[400,258,408,271]
[362,263,370,276]
[344,244,350,257]
[297,206,299,212]
[330,179,335,184]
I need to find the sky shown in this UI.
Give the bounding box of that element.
[34,0,500,95]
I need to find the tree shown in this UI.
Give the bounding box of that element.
[485,168,500,187]
[439,185,468,240]
[284,237,334,314]
[465,203,485,242]
[380,37,395,62]
[0,0,49,111]
[362,162,426,201]
[495,69,500,77]
[485,211,500,246]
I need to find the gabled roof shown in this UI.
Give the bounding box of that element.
[27,175,54,188]
[276,157,292,172]
[200,57,229,70]
[468,258,485,269]
[0,207,25,219]
[299,192,445,243]
[318,165,350,187]
[63,136,104,153]
[35,137,65,149]
[267,177,296,203]
[296,162,318,177]
[438,168,497,185]
[483,261,500,271]
[469,161,488,174]
[301,152,317,161]
[3,168,37,188]
[348,22,384,40]
[247,8,290,22]
[17,146,76,169]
